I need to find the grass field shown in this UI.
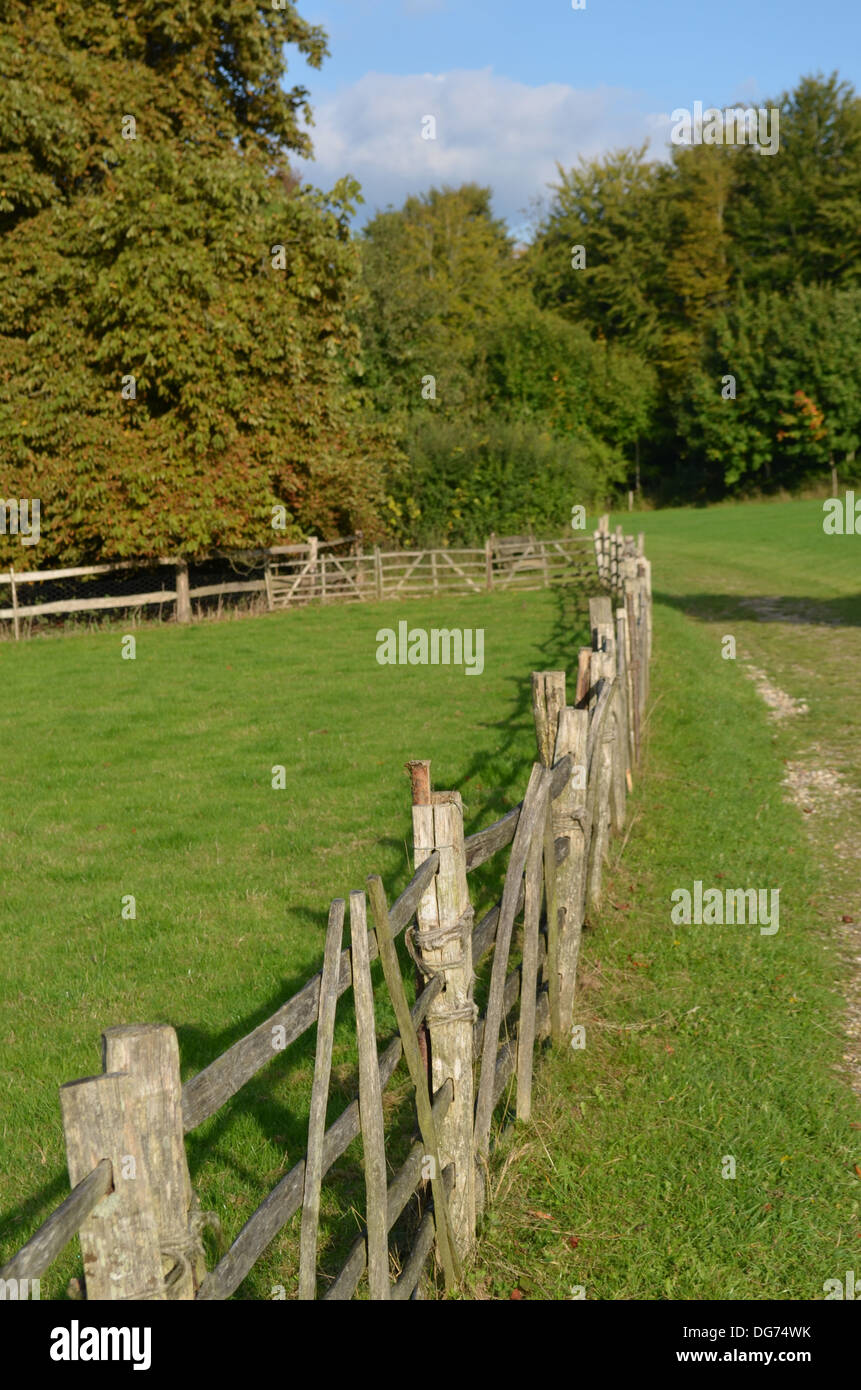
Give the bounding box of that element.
[1,497,858,1299]
[0,582,590,1297]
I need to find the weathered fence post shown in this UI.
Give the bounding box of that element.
[102,1025,198,1298]
[410,773,476,1259]
[585,630,615,918]
[485,534,494,591]
[532,670,566,1043]
[263,551,274,611]
[306,535,319,604]
[175,559,191,624]
[590,597,625,836]
[9,566,20,641]
[553,705,590,1032]
[616,605,633,788]
[60,1072,164,1300]
[373,545,383,601]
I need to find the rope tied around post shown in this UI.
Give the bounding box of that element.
[405,906,478,1023]
[159,1191,224,1299]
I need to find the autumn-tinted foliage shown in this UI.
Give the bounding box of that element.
[0,0,394,564]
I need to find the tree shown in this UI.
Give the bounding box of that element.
[0,0,393,564]
[524,145,676,356]
[356,184,516,421]
[675,284,861,494]
[726,73,861,294]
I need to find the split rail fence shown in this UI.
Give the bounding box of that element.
[0,522,651,1301]
[1,532,598,638]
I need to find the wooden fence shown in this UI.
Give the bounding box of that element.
[0,532,597,637]
[0,531,652,1301]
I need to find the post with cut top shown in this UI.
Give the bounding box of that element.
[174,559,191,625]
[410,765,476,1259]
[102,1024,198,1298]
[60,1071,165,1300]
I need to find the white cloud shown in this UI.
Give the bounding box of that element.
[296,68,676,235]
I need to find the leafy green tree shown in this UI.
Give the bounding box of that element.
[0,0,393,563]
[524,145,676,356]
[726,72,861,293]
[356,184,516,421]
[676,284,861,494]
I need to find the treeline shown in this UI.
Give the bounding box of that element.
[0,1,858,563]
[356,73,861,543]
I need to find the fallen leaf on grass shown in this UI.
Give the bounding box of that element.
[527,1209,552,1220]
[510,1289,524,1300]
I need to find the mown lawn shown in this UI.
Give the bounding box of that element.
[0,582,590,1297]
[3,498,858,1301]
[472,498,860,1300]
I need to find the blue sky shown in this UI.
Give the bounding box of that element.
[289,0,860,237]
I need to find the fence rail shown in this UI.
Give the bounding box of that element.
[0,526,652,1300]
[0,532,598,637]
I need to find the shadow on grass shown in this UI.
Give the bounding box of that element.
[654,590,861,628]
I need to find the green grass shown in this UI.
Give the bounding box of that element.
[2,497,858,1301]
[0,584,590,1298]
[470,498,861,1300]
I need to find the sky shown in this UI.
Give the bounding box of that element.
[288,0,861,238]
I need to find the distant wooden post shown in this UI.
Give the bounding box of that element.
[10,566,19,641]
[430,550,438,594]
[174,559,191,625]
[411,774,476,1258]
[102,1025,197,1298]
[60,1072,164,1300]
[307,536,319,603]
[373,545,383,602]
[354,531,365,598]
[485,535,494,591]
[263,552,274,611]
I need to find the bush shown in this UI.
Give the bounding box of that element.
[384,414,622,546]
